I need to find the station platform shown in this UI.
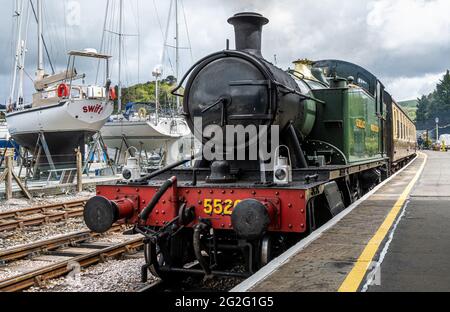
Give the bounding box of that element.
[369,151,450,292]
[232,151,446,292]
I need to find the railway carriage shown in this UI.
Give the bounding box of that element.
[83,12,416,282]
[390,101,417,169]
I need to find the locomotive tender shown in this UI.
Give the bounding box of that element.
[84,12,416,281]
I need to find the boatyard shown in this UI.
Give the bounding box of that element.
[1,1,450,308]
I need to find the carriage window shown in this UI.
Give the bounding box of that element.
[357,74,370,92]
[376,82,382,113]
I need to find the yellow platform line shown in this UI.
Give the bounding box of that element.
[338,152,428,292]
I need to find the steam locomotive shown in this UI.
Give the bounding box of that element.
[83,12,416,282]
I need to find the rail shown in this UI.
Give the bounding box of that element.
[0,224,126,263]
[0,236,143,292]
[0,199,88,232]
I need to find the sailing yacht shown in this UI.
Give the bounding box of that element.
[6,0,114,172]
[101,102,190,165]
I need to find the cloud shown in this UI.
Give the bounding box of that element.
[367,0,450,52]
[1,0,449,105]
[384,71,445,101]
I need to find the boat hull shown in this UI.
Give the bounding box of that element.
[7,99,113,171]
[101,118,193,164]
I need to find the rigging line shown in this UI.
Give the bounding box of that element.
[29,0,55,74]
[152,0,165,39]
[17,0,32,103]
[136,0,140,83]
[106,0,115,57]
[96,0,111,84]
[162,0,175,74]
[105,0,116,77]
[42,0,59,70]
[23,69,34,82]
[63,0,68,53]
[124,42,131,87]
[49,1,64,66]
[180,0,194,64]
[42,1,55,60]
[113,0,120,61]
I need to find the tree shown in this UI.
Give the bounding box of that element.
[163,75,177,85]
[434,70,450,116]
[416,95,429,122]
[117,77,181,113]
[414,70,450,130]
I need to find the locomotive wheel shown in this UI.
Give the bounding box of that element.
[353,176,363,201]
[144,242,177,282]
[260,235,273,267]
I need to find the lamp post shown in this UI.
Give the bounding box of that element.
[152,65,163,126]
[436,117,440,143]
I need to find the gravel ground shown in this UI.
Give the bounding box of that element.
[27,258,159,292]
[0,260,58,281]
[0,218,88,249]
[0,229,144,282]
[0,191,94,214]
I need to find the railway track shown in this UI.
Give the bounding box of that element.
[0,224,126,264]
[0,199,88,232]
[0,232,143,292]
[137,280,165,292]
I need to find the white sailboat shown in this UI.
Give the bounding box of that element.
[100,0,192,166]
[101,104,190,165]
[6,0,114,172]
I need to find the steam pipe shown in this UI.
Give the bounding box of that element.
[288,123,309,169]
[133,153,200,183]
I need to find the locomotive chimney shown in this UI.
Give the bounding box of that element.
[227,12,269,58]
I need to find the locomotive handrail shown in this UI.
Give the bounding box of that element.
[201,98,227,114]
[273,81,326,105]
[288,69,329,89]
[171,51,231,98]
[132,152,202,183]
[171,50,276,98]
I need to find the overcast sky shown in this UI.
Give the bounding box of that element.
[2,0,450,104]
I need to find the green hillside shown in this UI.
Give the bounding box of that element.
[115,76,180,113]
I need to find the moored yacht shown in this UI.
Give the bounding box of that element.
[6,0,114,174]
[101,102,191,165]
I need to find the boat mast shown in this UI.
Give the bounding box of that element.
[9,0,23,107]
[36,0,44,80]
[152,66,162,125]
[175,0,180,111]
[17,33,27,108]
[118,0,123,111]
